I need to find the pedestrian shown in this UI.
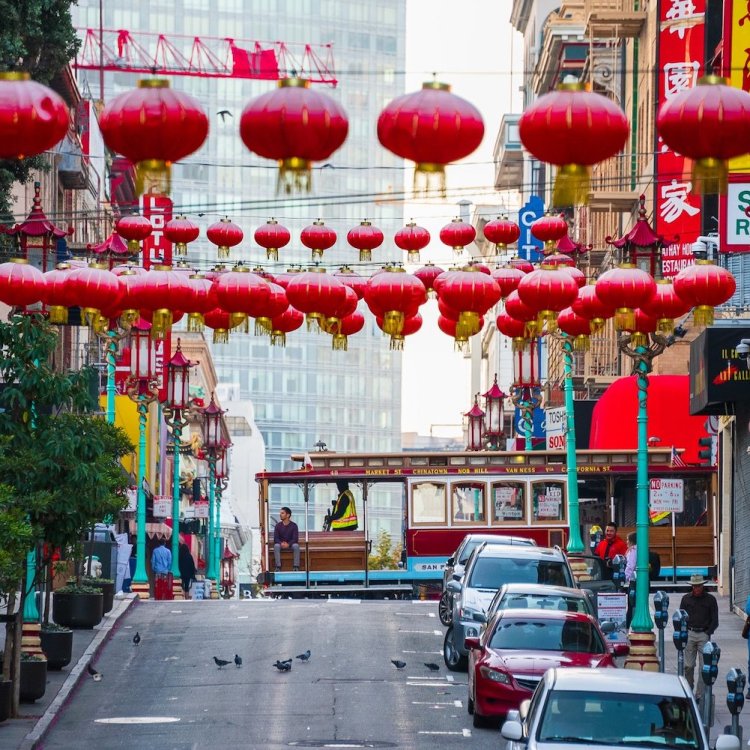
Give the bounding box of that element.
[328,480,359,531]
[151,538,172,600]
[594,523,628,579]
[679,574,718,699]
[178,537,197,598]
[274,506,300,572]
[624,532,637,628]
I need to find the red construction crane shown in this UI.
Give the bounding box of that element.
[74,28,337,86]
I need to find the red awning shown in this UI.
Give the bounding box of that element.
[589,375,710,464]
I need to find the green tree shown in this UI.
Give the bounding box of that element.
[368,530,402,570]
[0,0,81,221]
[0,314,133,715]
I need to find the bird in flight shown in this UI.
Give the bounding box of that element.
[295,650,311,662]
[217,109,233,122]
[234,654,242,668]
[391,659,406,669]
[214,656,232,669]
[424,662,440,671]
[86,664,102,681]
[133,632,141,646]
[273,659,292,672]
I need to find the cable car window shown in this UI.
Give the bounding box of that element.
[451,482,486,524]
[531,480,566,523]
[411,482,447,526]
[491,482,527,524]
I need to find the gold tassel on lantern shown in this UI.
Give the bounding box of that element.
[512,337,527,352]
[266,247,278,261]
[630,332,648,348]
[270,330,286,347]
[48,305,68,324]
[332,333,348,351]
[553,163,590,207]
[537,310,557,331]
[389,334,405,351]
[693,304,715,326]
[692,157,728,196]
[136,159,171,197]
[657,318,674,335]
[255,317,272,335]
[230,312,248,332]
[151,309,173,337]
[614,308,636,331]
[574,335,590,351]
[278,157,312,195]
[456,311,480,339]
[82,307,100,328]
[383,311,405,337]
[413,163,446,198]
[212,328,229,344]
[188,312,205,332]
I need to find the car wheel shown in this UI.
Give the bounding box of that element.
[443,626,468,672]
[473,710,489,728]
[467,684,475,715]
[438,591,453,626]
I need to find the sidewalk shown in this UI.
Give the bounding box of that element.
[0,593,137,750]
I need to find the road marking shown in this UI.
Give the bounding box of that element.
[446,675,454,682]
[170,610,182,614]
[407,681,461,687]
[454,700,462,707]
[428,613,436,618]
[399,630,436,634]
[401,650,441,655]
[395,612,433,616]
[95,717,181,724]
[411,701,459,706]
[433,629,443,635]
[237,615,249,619]
[418,729,471,737]
[325,599,362,604]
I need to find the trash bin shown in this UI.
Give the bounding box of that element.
[84,524,118,580]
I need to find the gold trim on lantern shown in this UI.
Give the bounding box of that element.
[574,335,590,351]
[553,163,590,207]
[230,312,248,332]
[631,332,648,348]
[692,157,728,195]
[422,80,451,92]
[48,306,68,324]
[383,311,405,336]
[456,311,480,339]
[615,308,636,331]
[657,318,674,334]
[698,74,727,86]
[121,309,139,327]
[255,317,272,335]
[332,333,348,351]
[0,71,30,81]
[136,159,171,196]
[270,330,286,347]
[279,77,310,89]
[138,79,170,89]
[512,337,527,351]
[151,309,173,335]
[693,304,715,327]
[187,312,205,332]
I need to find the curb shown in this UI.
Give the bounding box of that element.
[18,593,138,750]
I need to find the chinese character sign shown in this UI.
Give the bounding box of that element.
[656,0,705,277]
[142,193,174,268]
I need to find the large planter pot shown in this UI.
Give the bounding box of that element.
[20,660,47,703]
[40,628,73,670]
[91,580,114,614]
[0,679,11,722]
[52,591,103,629]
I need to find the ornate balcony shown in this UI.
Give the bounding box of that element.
[585,0,647,39]
[494,114,523,191]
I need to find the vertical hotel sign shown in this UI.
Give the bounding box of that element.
[655,0,705,277]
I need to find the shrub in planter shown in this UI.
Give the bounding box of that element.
[19,654,47,703]
[79,577,115,614]
[52,584,103,629]
[40,622,73,670]
[0,678,11,722]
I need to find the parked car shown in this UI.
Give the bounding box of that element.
[466,609,625,728]
[570,554,618,598]
[481,583,596,626]
[501,668,739,750]
[443,544,574,671]
[439,533,536,626]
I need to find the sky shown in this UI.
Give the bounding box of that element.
[400,0,521,437]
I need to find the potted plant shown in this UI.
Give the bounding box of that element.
[40,622,73,670]
[19,653,47,703]
[79,577,115,614]
[52,584,104,629]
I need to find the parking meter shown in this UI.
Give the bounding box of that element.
[700,641,721,732]
[672,609,689,677]
[590,526,602,554]
[725,668,745,741]
[611,554,627,590]
[653,591,669,673]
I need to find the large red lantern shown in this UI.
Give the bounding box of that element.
[41,263,78,324]
[657,75,750,194]
[301,220,337,261]
[128,265,192,335]
[377,80,484,193]
[519,80,630,206]
[438,268,501,336]
[364,268,427,336]
[640,280,691,333]
[595,264,657,330]
[164,216,200,256]
[483,217,520,253]
[67,263,124,326]
[439,218,476,258]
[495,309,528,350]
[673,260,737,326]
[347,220,384,262]
[320,286,358,337]
[504,289,539,337]
[0,259,45,307]
[183,273,218,332]
[572,282,615,332]
[438,313,484,351]
[99,79,209,195]
[516,266,579,328]
[414,263,445,298]
[491,265,525,299]
[269,306,304,347]
[213,267,272,330]
[254,218,291,261]
[207,217,243,259]
[557,307,593,350]
[204,307,241,344]
[394,221,430,263]
[331,309,365,351]
[0,73,69,159]
[116,215,153,255]
[286,270,348,329]
[240,77,349,193]
[254,281,290,335]
[530,214,568,253]
[376,312,422,351]
[333,267,367,300]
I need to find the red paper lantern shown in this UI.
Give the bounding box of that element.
[333,267,367,300]
[252,281,290,335]
[439,218,476,258]
[376,311,422,350]
[330,308,365,351]
[254,218,291,261]
[438,269,501,336]
[99,79,208,195]
[204,307,242,344]
[572,283,615,332]
[673,260,737,326]
[562,265,586,288]
[557,307,592,351]
[365,268,427,336]
[483,217,520,252]
[346,220,384,262]
[543,252,576,269]
[116,215,153,255]
[640,280,691,333]
[183,273,218,332]
[491,266,525,299]
[164,215,200,256]
[467,262,492,275]
[519,81,629,206]
[495,309,528,350]
[240,77,349,193]
[657,75,750,194]
[622,309,658,349]
[131,265,192,335]
[286,270,348,329]
[213,267,272,331]
[437,313,484,351]
[41,264,78,324]
[530,214,568,252]
[510,258,535,274]
[414,263,445,297]
[377,80,484,193]
[0,72,69,159]
[595,264,657,331]
[269,306,304,347]
[207,217,243,259]
[517,266,579,328]
[394,221,431,262]
[0,259,45,307]
[67,263,124,326]
[301,220,337,261]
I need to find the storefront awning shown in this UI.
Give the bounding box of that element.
[127,520,172,540]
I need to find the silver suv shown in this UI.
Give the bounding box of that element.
[443,543,574,671]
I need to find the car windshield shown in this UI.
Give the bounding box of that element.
[467,557,572,589]
[498,593,592,615]
[459,540,482,565]
[489,618,606,654]
[537,691,701,748]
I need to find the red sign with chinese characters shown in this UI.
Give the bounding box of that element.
[655,0,705,277]
[141,193,173,268]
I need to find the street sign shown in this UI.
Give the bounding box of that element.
[545,406,566,450]
[194,501,209,519]
[517,195,544,262]
[153,496,171,518]
[649,478,684,513]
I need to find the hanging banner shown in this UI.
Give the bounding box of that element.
[141,194,174,268]
[655,0,705,277]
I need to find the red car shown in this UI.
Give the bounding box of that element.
[465,608,628,728]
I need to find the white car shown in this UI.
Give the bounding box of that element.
[501,667,740,750]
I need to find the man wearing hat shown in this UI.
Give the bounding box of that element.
[679,574,719,699]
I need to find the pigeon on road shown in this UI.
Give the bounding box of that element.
[424,662,440,671]
[295,650,311,662]
[391,660,406,669]
[86,664,102,681]
[234,654,242,668]
[273,659,292,672]
[214,656,232,669]
[132,632,141,646]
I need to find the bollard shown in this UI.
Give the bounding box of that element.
[725,668,745,742]
[672,609,689,677]
[653,591,669,673]
[700,641,721,733]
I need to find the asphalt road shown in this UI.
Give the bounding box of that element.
[42,599,501,749]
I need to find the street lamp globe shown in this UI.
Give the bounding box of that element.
[202,394,224,450]
[130,318,157,382]
[465,397,485,452]
[483,374,506,444]
[166,339,192,411]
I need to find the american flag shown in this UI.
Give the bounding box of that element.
[670,447,687,468]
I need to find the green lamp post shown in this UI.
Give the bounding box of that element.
[201,394,224,591]
[509,337,542,451]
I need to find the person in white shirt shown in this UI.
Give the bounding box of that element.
[624,532,637,628]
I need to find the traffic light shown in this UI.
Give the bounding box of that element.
[698,436,713,465]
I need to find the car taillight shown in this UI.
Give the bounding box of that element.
[479,666,511,684]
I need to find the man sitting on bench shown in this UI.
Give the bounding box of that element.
[274,506,300,571]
